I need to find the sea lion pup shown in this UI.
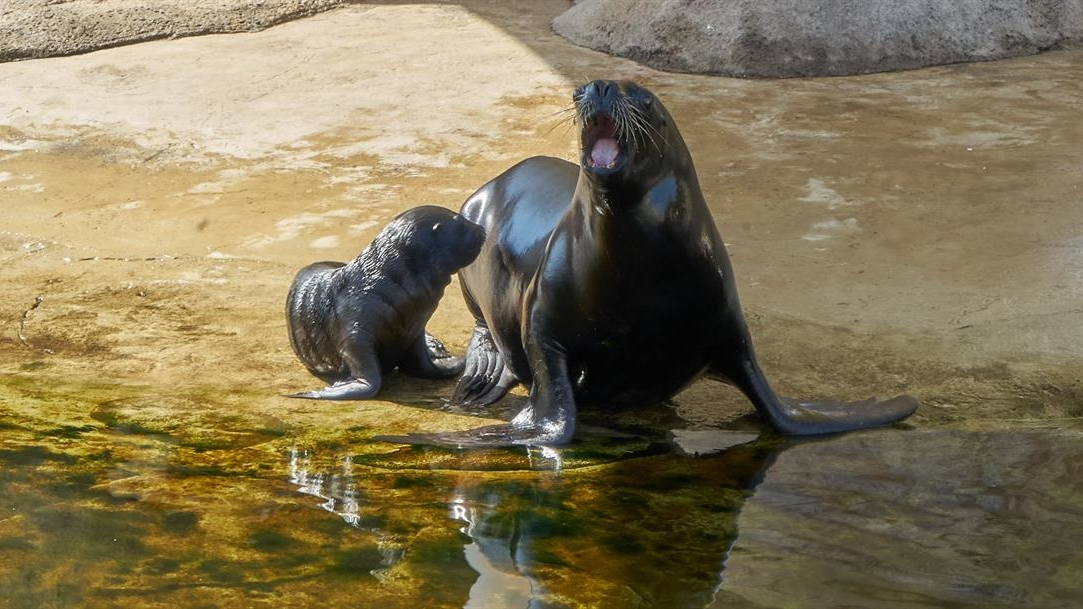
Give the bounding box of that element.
[286,205,485,400]
[444,80,917,445]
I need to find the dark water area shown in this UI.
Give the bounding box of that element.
[2,409,1081,608]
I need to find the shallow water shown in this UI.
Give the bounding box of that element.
[2,386,1080,609]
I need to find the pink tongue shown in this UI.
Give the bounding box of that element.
[591,138,619,167]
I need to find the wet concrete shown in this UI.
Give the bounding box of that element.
[2,1,1080,430]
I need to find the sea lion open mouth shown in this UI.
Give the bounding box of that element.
[583,113,623,171]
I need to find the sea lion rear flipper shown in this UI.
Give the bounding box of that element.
[399,333,465,379]
[453,325,518,406]
[712,348,917,435]
[773,395,919,434]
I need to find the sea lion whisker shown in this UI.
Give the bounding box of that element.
[612,97,629,141]
[573,97,588,123]
[616,98,643,142]
[628,104,667,153]
[624,103,660,153]
[541,115,577,139]
[541,106,579,138]
[628,106,652,151]
[544,103,578,120]
[609,95,645,153]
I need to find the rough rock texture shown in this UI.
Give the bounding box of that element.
[552,0,1083,77]
[0,0,351,62]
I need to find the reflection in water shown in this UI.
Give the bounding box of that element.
[289,435,786,608]
[4,424,1081,608]
[288,447,362,527]
[450,494,535,609]
[287,447,408,578]
[723,429,1083,609]
[524,445,564,471]
[285,430,1083,609]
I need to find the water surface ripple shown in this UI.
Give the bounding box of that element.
[6,424,1074,608]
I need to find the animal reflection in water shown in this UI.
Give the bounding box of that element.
[287,435,786,607]
[287,448,406,574]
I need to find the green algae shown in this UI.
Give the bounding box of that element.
[2,373,1083,608]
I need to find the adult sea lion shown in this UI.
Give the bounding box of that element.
[449,79,916,445]
[286,205,484,399]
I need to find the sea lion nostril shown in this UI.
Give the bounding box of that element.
[591,80,618,104]
[585,79,612,100]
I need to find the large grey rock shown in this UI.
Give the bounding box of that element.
[552,0,1083,77]
[0,0,348,63]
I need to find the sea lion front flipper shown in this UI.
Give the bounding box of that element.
[287,377,381,400]
[381,416,560,449]
[418,338,573,447]
[711,347,917,435]
[288,341,383,400]
[401,375,573,448]
[453,336,578,447]
[399,333,465,379]
[452,325,519,406]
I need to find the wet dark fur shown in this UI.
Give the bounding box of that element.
[285,205,484,400]
[440,80,916,445]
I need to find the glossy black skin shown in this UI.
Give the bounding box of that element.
[286,205,485,399]
[450,80,917,445]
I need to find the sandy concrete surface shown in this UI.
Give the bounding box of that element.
[1,0,1081,437]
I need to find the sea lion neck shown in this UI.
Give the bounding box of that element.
[574,170,633,217]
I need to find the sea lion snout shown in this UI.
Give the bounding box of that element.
[576,79,619,105]
[444,213,486,269]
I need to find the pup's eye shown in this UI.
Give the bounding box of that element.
[431,223,441,232]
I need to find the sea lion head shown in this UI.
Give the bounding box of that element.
[574,80,682,187]
[380,206,485,274]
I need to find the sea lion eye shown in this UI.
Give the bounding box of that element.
[431,223,441,232]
